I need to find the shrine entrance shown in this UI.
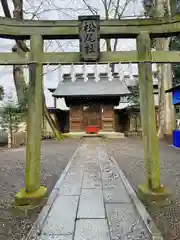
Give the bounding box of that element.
[1,14,180,204]
[83,105,101,130]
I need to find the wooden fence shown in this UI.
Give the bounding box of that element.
[0,130,8,146]
[12,132,26,147]
[11,130,55,148]
[124,131,143,137]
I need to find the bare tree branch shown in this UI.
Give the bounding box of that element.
[0,0,29,52]
[81,0,97,14]
[0,0,12,18]
[113,0,133,52]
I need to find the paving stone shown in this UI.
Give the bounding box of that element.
[59,181,82,195]
[102,176,124,188]
[98,152,116,171]
[38,235,72,240]
[58,167,84,195]
[102,166,129,194]
[82,171,102,188]
[106,203,151,240]
[99,162,116,172]
[77,189,105,218]
[85,163,101,172]
[102,167,120,181]
[102,168,131,203]
[71,158,85,167]
[85,155,98,161]
[103,183,131,203]
[85,160,98,165]
[66,167,84,179]
[41,196,78,235]
[74,219,110,240]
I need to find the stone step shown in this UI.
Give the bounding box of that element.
[63,132,125,139]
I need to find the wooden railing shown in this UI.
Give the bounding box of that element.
[124,131,142,137]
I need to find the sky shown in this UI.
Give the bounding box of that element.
[0,0,146,109]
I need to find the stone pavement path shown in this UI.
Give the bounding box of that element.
[27,138,161,240]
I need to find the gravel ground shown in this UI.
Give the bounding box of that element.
[0,139,80,240]
[1,137,180,240]
[105,137,180,240]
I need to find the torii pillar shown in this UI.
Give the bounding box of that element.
[15,35,47,205]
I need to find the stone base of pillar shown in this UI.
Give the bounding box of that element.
[138,184,171,206]
[15,186,47,206]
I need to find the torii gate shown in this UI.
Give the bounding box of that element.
[1,15,179,205]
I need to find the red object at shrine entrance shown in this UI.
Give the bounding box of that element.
[86,126,99,134]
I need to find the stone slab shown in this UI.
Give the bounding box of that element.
[102,167,120,181]
[99,162,116,172]
[41,196,78,235]
[102,176,125,189]
[77,189,105,218]
[82,171,102,188]
[71,158,85,167]
[38,235,73,240]
[74,219,110,240]
[106,203,151,240]
[66,167,84,180]
[59,181,82,196]
[58,167,84,195]
[84,163,101,173]
[103,184,131,203]
[85,156,98,162]
[86,157,98,162]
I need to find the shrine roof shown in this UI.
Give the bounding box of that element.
[165,84,180,93]
[52,73,131,98]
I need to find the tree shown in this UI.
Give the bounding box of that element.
[170,0,180,86]
[170,36,180,86]
[142,0,174,138]
[0,86,4,100]
[0,94,28,148]
[127,84,140,107]
[0,0,63,140]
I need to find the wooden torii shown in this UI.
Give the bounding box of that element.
[1,15,179,205]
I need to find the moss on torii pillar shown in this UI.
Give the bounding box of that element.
[15,35,47,206]
[137,31,170,204]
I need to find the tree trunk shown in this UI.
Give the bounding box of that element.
[157,62,165,138]
[12,53,28,103]
[8,112,13,148]
[44,106,63,140]
[163,39,174,136]
[12,0,27,103]
[43,95,63,139]
[154,0,174,138]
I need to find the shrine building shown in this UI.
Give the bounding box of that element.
[47,71,158,135]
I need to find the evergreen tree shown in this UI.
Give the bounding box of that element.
[0,92,28,147]
[0,86,4,100]
[127,84,140,107]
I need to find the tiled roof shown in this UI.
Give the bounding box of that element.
[53,73,131,98]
